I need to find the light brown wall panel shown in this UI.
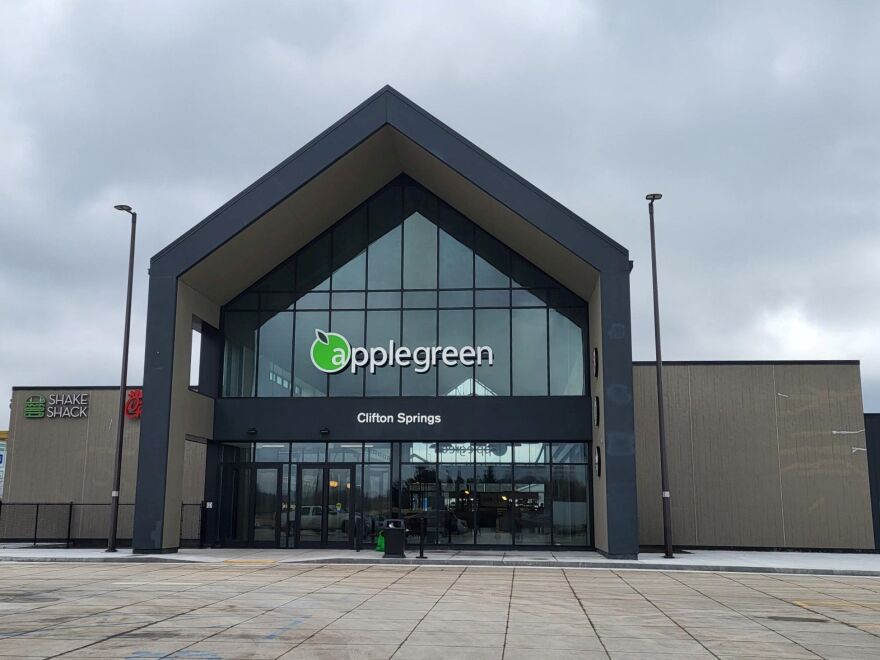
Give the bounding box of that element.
[634,365,697,546]
[773,364,872,549]
[688,365,785,547]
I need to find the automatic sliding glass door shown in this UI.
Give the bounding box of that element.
[295,464,356,548]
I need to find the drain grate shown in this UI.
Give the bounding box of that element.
[766,616,828,623]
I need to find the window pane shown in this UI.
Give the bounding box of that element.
[400,464,439,544]
[475,290,510,308]
[332,208,367,290]
[328,442,362,462]
[256,312,293,397]
[295,292,330,310]
[293,311,328,397]
[261,293,296,312]
[255,442,289,462]
[222,312,257,397]
[514,443,549,463]
[402,310,437,396]
[512,289,548,307]
[438,214,473,289]
[552,443,587,464]
[226,292,259,310]
[438,464,475,545]
[366,311,400,396]
[296,233,331,292]
[552,464,589,545]
[364,443,392,462]
[331,292,366,309]
[474,229,509,287]
[403,291,437,309]
[367,291,400,309]
[403,212,437,289]
[549,308,585,396]
[514,464,550,544]
[439,309,473,396]
[438,442,472,463]
[401,442,437,463]
[439,290,473,308]
[475,443,512,462]
[475,309,510,396]
[329,311,364,397]
[368,186,402,290]
[512,308,548,396]
[476,464,512,545]
[363,465,391,540]
[221,442,252,462]
[290,443,326,462]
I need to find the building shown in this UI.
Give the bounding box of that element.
[3,88,877,556]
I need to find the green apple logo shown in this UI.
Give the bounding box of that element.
[310,329,351,374]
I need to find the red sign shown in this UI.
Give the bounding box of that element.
[125,389,143,420]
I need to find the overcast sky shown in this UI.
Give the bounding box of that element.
[2,1,879,429]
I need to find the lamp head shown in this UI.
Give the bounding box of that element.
[645,194,663,202]
[114,204,133,213]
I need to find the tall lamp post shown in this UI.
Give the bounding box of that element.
[646,193,674,559]
[107,204,137,552]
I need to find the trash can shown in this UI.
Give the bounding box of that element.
[382,519,406,558]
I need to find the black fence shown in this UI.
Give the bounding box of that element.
[0,502,204,548]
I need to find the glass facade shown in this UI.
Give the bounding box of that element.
[219,440,591,548]
[221,177,587,399]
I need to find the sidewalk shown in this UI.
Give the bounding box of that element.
[0,544,879,576]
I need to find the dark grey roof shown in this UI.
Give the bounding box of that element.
[151,85,628,277]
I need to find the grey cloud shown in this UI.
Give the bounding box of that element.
[1,1,879,428]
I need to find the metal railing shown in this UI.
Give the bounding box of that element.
[0,501,204,548]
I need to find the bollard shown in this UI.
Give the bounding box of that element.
[418,516,426,559]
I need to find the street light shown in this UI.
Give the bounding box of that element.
[107,204,137,552]
[647,193,674,559]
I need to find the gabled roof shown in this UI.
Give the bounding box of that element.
[151,86,628,283]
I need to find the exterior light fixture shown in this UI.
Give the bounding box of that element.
[320,428,330,436]
[247,427,257,436]
[832,429,865,435]
[646,192,673,560]
[107,203,137,553]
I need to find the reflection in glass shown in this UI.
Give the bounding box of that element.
[513,465,550,544]
[401,442,436,463]
[475,309,510,396]
[222,312,257,397]
[296,233,331,292]
[366,311,400,396]
[256,312,292,397]
[474,229,509,287]
[438,208,473,289]
[438,464,475,544]
[400,464,438,545]
[512,308,548,396]
[438,442,472,463]
[551,443,587,464]
[326,467,354,544]
[439,309,473,396]
[329,311,364,397]
[368,186,402,290]
[549,308,585,396]
[552,464,589,545]
[364,443,392,462]
[327,442,362,462]
[255,442,290,462]
[253,468,279,543]
[476,464,512,545]
[474,443,513,463]
[297,467,324,543]
[363,465,391,541]
[332,208,367,290]
[290,443,326,462]
[293,311,328,397]
[514,443,549,463]
[402,310,437,396]
[403,212,437,289]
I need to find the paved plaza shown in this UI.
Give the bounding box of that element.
[0,563,879,659]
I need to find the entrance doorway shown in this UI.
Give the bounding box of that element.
[219,463,283,547]
[295,464,356,548]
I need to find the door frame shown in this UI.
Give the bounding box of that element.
[219,462,283,548]
[294,463,357,548]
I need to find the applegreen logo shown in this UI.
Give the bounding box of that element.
[310,329,351,374]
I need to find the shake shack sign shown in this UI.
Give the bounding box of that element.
[24,393,90,419]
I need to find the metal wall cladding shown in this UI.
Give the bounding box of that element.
[634,363,873,550]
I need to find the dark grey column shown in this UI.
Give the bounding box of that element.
[599,266,639,558]
[132,272,178,553]
[866,414,880,550]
